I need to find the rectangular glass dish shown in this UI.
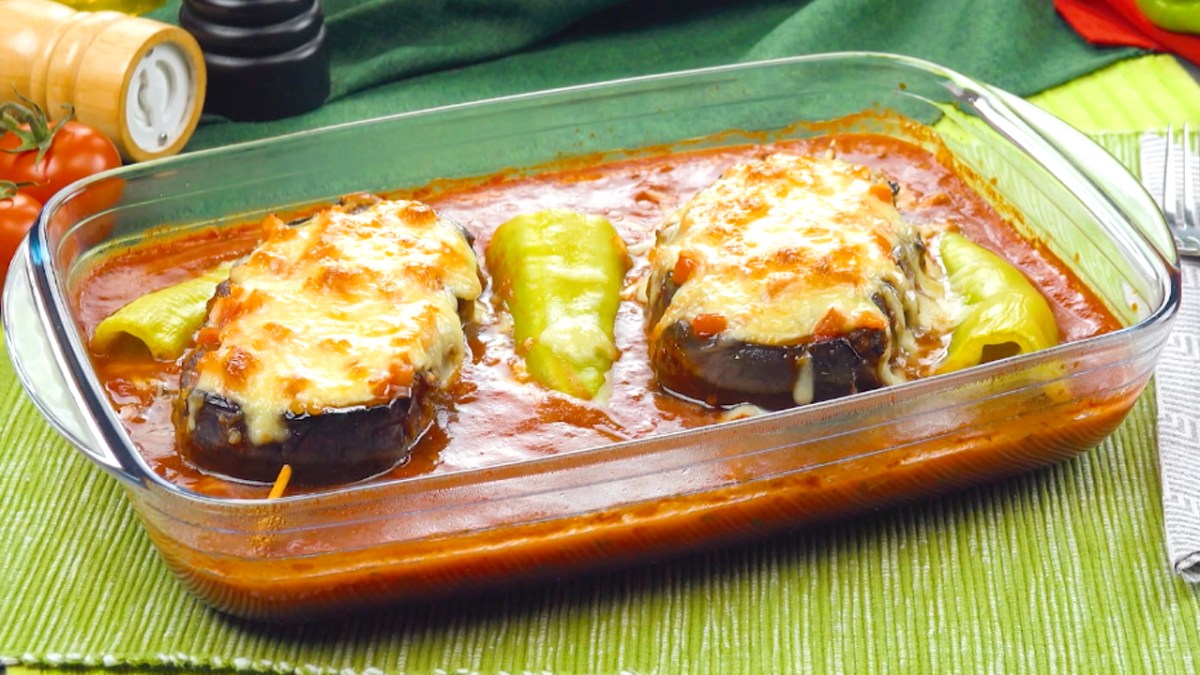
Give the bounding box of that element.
[2,53,1179,620]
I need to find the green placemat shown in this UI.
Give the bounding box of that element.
[0,307,1197,674]
[1031,54,1200,133]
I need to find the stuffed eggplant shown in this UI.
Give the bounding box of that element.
[175,195,482,484]
[645,153,952,408]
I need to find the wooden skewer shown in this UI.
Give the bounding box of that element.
[267,464,292,500]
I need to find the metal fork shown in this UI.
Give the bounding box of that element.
[1163,122,1200,258]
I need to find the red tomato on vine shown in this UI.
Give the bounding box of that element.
[0,96,121,205]
[0,95,123,295]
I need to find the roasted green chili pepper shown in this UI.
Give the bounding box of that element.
[486,209,630,399]
[1136,0,1200,33]
[92,264,230,360]
[937,232,1058,374]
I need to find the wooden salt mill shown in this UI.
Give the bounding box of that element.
[0,0,207,161]
[179,0,330,121]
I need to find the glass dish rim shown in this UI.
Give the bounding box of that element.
[18,50,1180,509]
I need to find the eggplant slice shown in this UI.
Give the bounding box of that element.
[645,153,946,409]
[176,195,482,485]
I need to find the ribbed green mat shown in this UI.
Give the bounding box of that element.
[4,58,1200,674]
[1030,54,1200,132]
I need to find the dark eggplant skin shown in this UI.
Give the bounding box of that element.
[646,235,895,409]
[648,318,888,409]
[175,324,437,486]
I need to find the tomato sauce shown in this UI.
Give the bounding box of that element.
[79,133,1122,500]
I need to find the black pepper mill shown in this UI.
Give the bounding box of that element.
[179,0,330,121]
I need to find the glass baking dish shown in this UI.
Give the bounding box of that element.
[2,53,1178,620]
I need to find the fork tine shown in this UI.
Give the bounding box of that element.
[1184,122,1198,231]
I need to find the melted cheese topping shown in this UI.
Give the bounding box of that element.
[191,198,482,445]
[648,153,952,392]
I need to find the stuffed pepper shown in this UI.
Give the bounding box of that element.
[486,209,630,400]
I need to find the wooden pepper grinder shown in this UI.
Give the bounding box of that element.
[0,0,207,161]
[179,0,330,122]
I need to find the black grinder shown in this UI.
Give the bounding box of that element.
[180,0,330,121]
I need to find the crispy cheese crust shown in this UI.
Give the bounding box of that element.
[646,153,945,407]
[176,195,482,483]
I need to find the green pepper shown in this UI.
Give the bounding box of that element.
[486,210,630,399]
[92,264,230,360]
[1136,0,1200,33]
[937,233,1058,374]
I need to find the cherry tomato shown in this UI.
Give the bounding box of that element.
[0,187,42,291]
[0,98,123,272]
[1,119,121,205]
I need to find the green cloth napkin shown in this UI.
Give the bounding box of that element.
[142,0,1142,151]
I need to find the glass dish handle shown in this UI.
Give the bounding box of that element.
[2,242,138,483]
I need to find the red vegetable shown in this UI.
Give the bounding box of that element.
[1,97,121,205]
[0,181,41,291]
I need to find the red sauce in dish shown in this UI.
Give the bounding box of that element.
[78,133,1121,500]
